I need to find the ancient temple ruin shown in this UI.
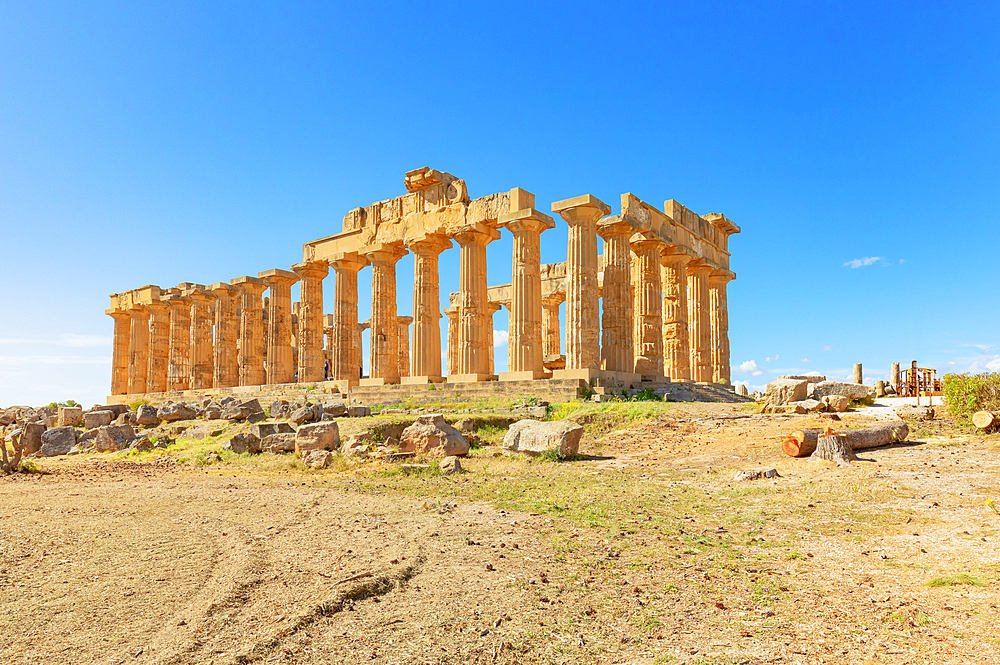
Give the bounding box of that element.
[106,168,739,403]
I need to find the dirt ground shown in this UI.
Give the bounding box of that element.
[1,403,999,664]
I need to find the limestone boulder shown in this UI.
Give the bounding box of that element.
[400,414,469,457]
[269,400,292,419]
[135,404,160,426]
[225,432,261,454]
[527,406,548,419]
[303,450,333,469]
[290,405,317,426]
[251,422,294,440]
[157,402,198,422]
[778,375,827,383]
[341,432,372,457]
[39,426,78,457]
[129,436,154,452]
[21,422,45,455]
[323,401,348,417]
[347,405,371,418]
[94,424,137,452]
[788,399,826,413]
[455,418,475,433]
[44,415,58,428]
[104,404,130,417]
[84,410,114,429]
[764,379,808,405]
[261,433,296,453]
[295,422,340,454]
[440,455,462,475]
[57,406,83,427]
[203,401,223,420]
[223,399,263,421]
[812,381,871,400]
[896,405,934,421]
[114,412,135,426]
[822,395,850,413]
[0,408,15,426]
[502,419,583,457]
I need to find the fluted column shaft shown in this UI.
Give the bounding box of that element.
[146,302,171,393]
[660,253,691,381]
[487,302,501,376]
[328,256,365,383]
[365,247,406,382]
[397,316,413,378]
[455,226,499,377]
[444,306,459,377]
[109,310,131,395]
[210,284,240,388]
[127,306,150,394]
[232,278,266,386]
[167,296,191,390]
[292,262,329,384]
[709,274,732,384]
[260,270,299,385]
[506,220,546,375]
[407,236,450,380]
[188,291,216,390]
[630,236,665,376]
[687,262,713,383]
[541,295,564,359]
[597,221,634,373]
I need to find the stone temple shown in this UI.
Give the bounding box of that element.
[106,168,740,404]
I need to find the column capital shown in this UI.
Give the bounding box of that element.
[541,292,566,307]
[146,300,171,315]
[292,261,330,280]
[397,315,414,326]
[499,207,555,234]
[361,243,407,264]
[709,270,736,285]
[597,215,634,240]
[454,223,500,246]
[128,302,149,315]
[659,246,689,263]
[552,194,611,224]
[166,294,191,308]
[231,276,267,295]
[443,305,459,317]
[329,251,368,273]
[258,268,299,287]
[405,233,451,255]
[185,288,216,304]
[686,258,714,275]
[629,231,667,254]
[209,282,239,298]
[106,308,131,321]
[358,320,371,332]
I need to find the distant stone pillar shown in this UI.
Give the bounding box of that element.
[709,273,733,385]
[541,294,564,359]
[853,363,863,385]
[454,224,500,380]
[397,315,413,378]
[552,195,611,374]
[363,245,406,384]
[328,254,366,386]
[660,252,691,382]
[357,321,370,378]
[890,362,900,392]
[231,277,266,386]
[166,295,191,391]
[406,235,451,382]
[487,301,501,377]
[292,261,329,384]
[687,260,713,383]
[127,304,150,394]
[597,218,634,374]
[187,289,216,390]
[108,309,131,396]
[259,269,299,385]
[444,305,459,377]
[146,301,171,393]
[630,233,665,377]
[210,283,240,388]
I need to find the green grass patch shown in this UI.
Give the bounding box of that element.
[925,574,986,587]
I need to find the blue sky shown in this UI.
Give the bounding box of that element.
[1,1,998,407]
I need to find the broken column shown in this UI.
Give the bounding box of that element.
[687,259,713,383]
[405,234,451,383]
[630,231,666,378]
[146,300,171,393]
[597,216,635,374]
[292,261,329,384]
[660,250,691,382]
[187,288,216,390]
[709,272,733,385]
[363,244,406,384]
[210,282,240,388]
[166,294,191,391]
[232,276,266,386]
[127,303,149,394]
[454,224,500,381]
[259,269,299,385]
[108,307,131,396]
[397,315,413,378]
[853,363,863,385]
[328,253,367,386]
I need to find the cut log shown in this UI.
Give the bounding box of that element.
[782,422,909,457]
[811,432,857,465]
[972,411,999,431]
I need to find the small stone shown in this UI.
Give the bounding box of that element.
[251,422,295,439]
[129,436,153,451]
[323,401,348,417]
[341,431,372,457]
[896,405,934,421]
[203,401,223,420]
[455,418,476,433]
[440,456,462,474]
[290,405,315,426]
[822,395,850,413]
[303,450,333,469]
[733,467,779,482]
[20,422,45,455]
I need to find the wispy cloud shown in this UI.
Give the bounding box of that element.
[822,345,833,351]
[844,256,883,268]
[967,356,1000,373]
[964,343,992,352]
[493,330,508,347]
[0,355,111,366]
[799,358,811,363]
[0,334,111,348]
[765,355,779,363]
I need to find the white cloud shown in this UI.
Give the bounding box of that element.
[799,358,811,363]
[751,370,763,376]
[844,256,883,269]
[765,355,779,363]
[822,345,833,351]
[966,355,1000,373]
[737,360,759,373]
[965,343,991,352]
[493,330,508,347]
[899,258,906,264]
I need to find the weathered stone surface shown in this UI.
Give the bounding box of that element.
[203,401,223,419]
[812,381,871,400]
[527,406,548,419]
[84,410,114,429]
[114,412,134,426]
[295,421,340,453]
[502,419,582,457]
[734,467,779,481]
[251,422,295,439]
[347,405,371,418]
[788,399,825,413]
[897,405,935,421]
[303,450,333,469]
[187,426,223,440]
[737,383,749,397]
[130,436,154,451]
[261,432,296,453]
[222,404,251,421]
[136,404,160,426]
[341,431,372,457]
[94,424,137,452]
[400,414,469,457]
[21,422,45,455]
[290,405,316,426]
[57,406,83,427]
[323,401,348,417]
[44,415,58,428]
[764,379,808,405]
[778,375,826,383]
[246,412,267,424]
[455,418,475,432]
[157,402,197,422]
[822,395,850,413]
[269,400,292,419]
[39,426,77,457]
[225,431,261,454]
[440,455,462,474]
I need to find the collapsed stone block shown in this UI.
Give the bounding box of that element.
[896,405,934,421]
[340,431,372,457]
[203,401,223,419]
[304,450,333,469]
[157,402,198,422]
[225,432,261,454]
[295,421,340,454]
[399,414,469,457]
[440,455,462,474]
[251,421,295,440]
[261,432,296,453]
[57,406,83,427]
[822,395,850,413]
[39,426,78,457]
[347,405,371,418]
[323,401,348,417]
[764,379,808,405]
[136,404,160,426]
[21,422,45,455]
[95,424,137,452]
[502,419,582,457]
[812,381,871,400]
[84,410,114,429]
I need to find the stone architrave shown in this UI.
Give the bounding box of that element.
[541,293,564,359]
[328,253,367,386]
[231,276,267,386]
[687,259,713,383]
[551,194,611,377]
[166,295,191,391]
[498,189,554,381]
[292,261,329,384]
[127,304,150,394]
[453,223,500,382]
[210,282,240,388]
[108,309,131,395]
[397,316,413,378]
[361,244,407,385]
[404,234,451,384]
[443,305,459,377]
[259,269,299,385]
[597,217,634,374]
[145,300,171,393]
[186,288,216,390]
[630,232,666,377]
[709,271,733,385]
[660,250,691,382]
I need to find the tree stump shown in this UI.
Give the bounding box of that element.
[972,411,999,431]
[810,431,856,466]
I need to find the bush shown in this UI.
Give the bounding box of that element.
[943,373,1000,424]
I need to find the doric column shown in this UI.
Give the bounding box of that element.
[499,192,554,381]
[454,224,500,381]
[108,308,131,396]
[259,269,299,385]
[552,195,611,375]
[709,272,733,385]
[660,251,691,381]
[444,305,459,377]
[146,301,171,393]
[209,283,240,388]
[127,304,150,394]
[397,315,413,378]
[630,232,666,377]
[487,301,501,377]
[362,244,406,384]
[597,218,635,374]
[292,261,329,384]
[357,320,370,379]
[187,289,216,390]
[166,295,192,391]
[328,253,367,386]
[687,260,713,383]
[231,276,266,386]
[405,234,451,383]
[541,293,564,359]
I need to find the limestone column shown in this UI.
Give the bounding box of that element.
[362,245,406,384]
[187,289,216,390]
[108,308,131,395]
[231,276,266,386]
[541,293,564,359]
[357,321,370,379]
[292,261,329,384]
[597,218,635,374]
[709,272,733,385]
[687,260,713,383]
[259,269,299,385]
[444,305,459,377]
[487,301,501,377]
[454,224,500,380]
[660,251,691,382]
[397,316,413,378]
[499,197,554,380]
[146,301,171,393]
[210,283,240,388]
[328,253,367,386]
[552,195,611,375]
[405,235,451,382]
[890,362,900,393]
[166,295,191,391]
[630,234,666,377]
[127,304,150,394]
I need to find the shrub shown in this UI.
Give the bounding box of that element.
[943,373,1000,424]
